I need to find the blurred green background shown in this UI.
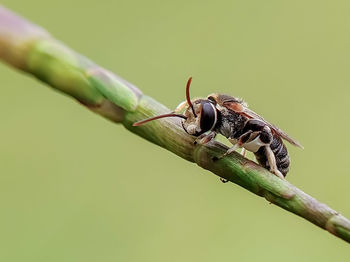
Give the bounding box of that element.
[1,0,350,261]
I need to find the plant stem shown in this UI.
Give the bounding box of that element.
[1,5,350,244]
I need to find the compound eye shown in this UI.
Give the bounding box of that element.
[200,102,217,133]
[207,96,216,104]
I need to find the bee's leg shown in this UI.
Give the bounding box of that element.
[219,131,253,159]
[194,132,217,145]
[217,133,249,183]
[174,100,187,113]
[220,177,229,183]
[216,132,251,183]
[242,119,285,179]
[221,143,240,157]
[265,146,285,180]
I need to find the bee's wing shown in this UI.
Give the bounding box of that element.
[242,107,303,148]
[220,98,303,149]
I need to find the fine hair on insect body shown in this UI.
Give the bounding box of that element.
[133,77,303,179]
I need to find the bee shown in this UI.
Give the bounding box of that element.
[133,77,303,179]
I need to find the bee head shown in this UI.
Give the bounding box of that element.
[133,77,217,137]
[181,99,217,136]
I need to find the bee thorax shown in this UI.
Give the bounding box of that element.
[215,108,247,139]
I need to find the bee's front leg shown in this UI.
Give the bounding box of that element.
[194,131,217,145]
[174,100,188,113]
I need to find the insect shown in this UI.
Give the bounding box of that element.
[133,77,303,179]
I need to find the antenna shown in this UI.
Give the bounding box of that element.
[132,113,187,126]
[186,77,196,117]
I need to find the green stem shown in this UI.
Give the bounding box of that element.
[1,5,349,244]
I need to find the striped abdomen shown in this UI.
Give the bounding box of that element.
[254,136,290,177]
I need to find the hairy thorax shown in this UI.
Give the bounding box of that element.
[215,107,247,139]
